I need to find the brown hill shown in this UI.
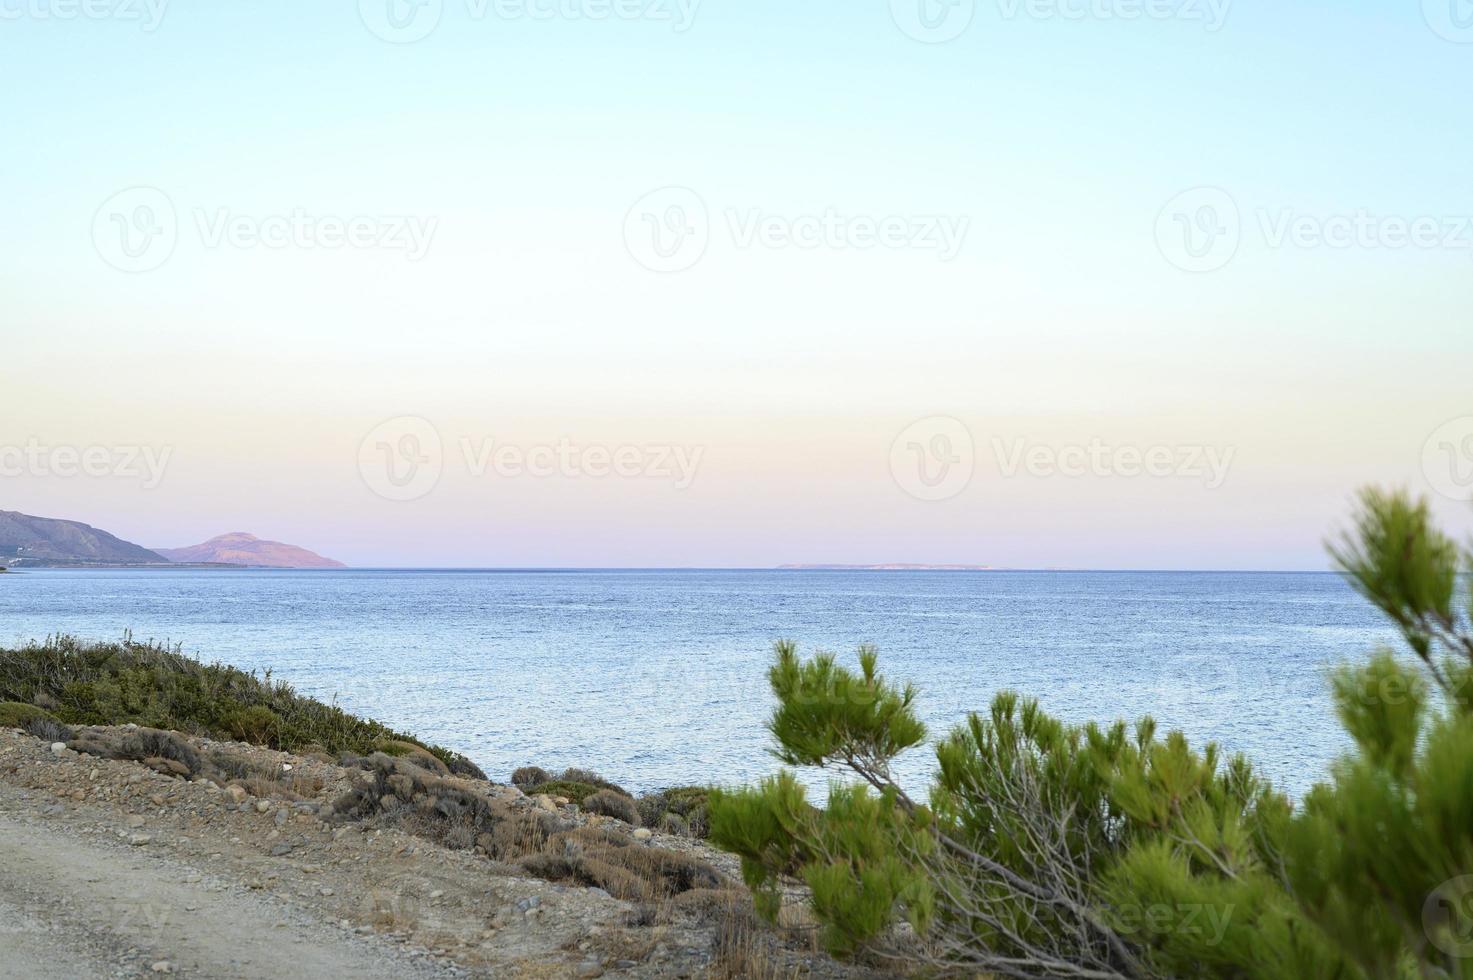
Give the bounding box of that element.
[155,533,345,569]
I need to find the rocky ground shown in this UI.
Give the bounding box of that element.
[0,726,877,980]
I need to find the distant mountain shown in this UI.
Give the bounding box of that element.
[0,510,167,565]
[155,533,346,569]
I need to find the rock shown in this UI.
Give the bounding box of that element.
[632,828,653,842]
[149,961,173,974]
[127,815,146,829]
[255,800,272,814]
[128,834,152,847]
[575,959,604,978]
[515,896,540,912]
[533,795,558,813]
[429,889,444,900]
[274,808,287,827]
[50,742,67,756]
[225,785,248,804]
[271,843,293,856]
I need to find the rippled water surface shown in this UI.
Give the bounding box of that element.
[0,569,1397,796]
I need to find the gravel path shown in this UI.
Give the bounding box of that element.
[0,806,462,979]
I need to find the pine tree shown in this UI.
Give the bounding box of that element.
[708,489,1473,979]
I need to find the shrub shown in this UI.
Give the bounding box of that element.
[583,788,640,825]
[24,715,74,742]
[516,829,724,901]
[373,739,451,776]
[525,779,600,804]
[224,704,280,745]
[637,785,711,837]
[0,636,484,778]
[708,488,1473,979]
[0,701,56,729]
[512,765,551,788]
[331,753,558,858]
[560,767,627,795]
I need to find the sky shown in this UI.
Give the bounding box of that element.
[2,0,1471,569]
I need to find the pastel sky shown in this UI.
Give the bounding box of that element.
[3,0,1471,569]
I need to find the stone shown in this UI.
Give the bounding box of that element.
[149,961,173,974]
[255,800,272,814]
[225,785,248,804]
[274,808,287,827]
[127,815,146,829]
[533,795,558,813]
[50,742,67,756]
[128,834,152,847]
[632,828,653,842]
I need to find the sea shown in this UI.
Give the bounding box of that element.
[0,568,1400,798]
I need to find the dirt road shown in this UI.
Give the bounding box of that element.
[0,805,461,979]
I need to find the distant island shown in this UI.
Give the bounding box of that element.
[155,532,345,569]
[777,563,995,571]
[0,510,344,569]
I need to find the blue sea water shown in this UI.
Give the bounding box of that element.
[0,569,1398,797]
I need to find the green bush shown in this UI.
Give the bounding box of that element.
[0,636,484,777]
[637,785,712,838]
[525,779,601,804]
[0,700,58,729]
[709,488,1473,979]
[559,767,627,795]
